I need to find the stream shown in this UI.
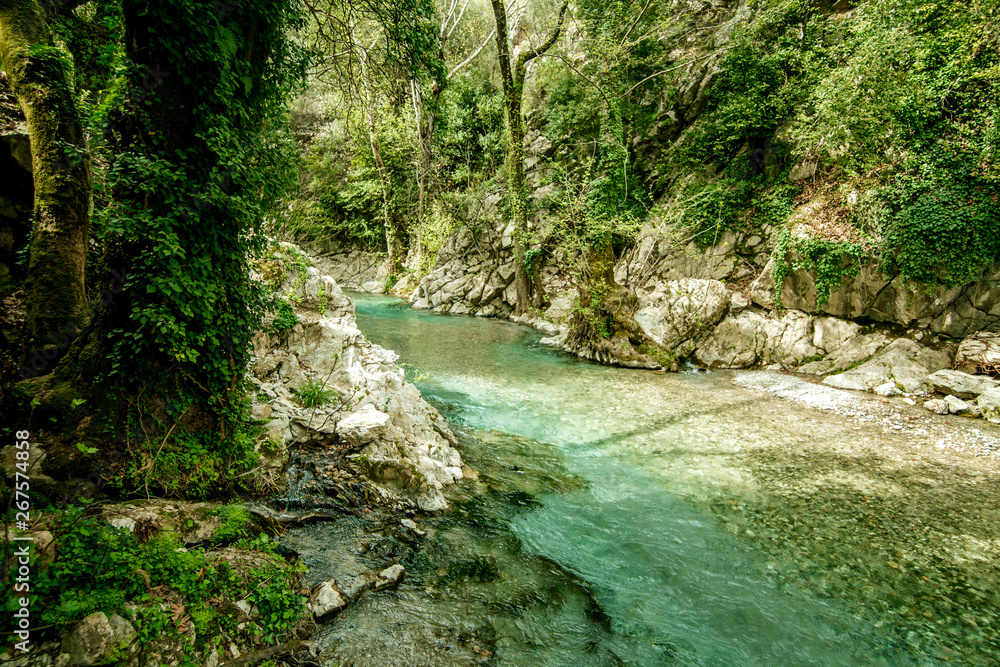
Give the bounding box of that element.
[284,294,1000,667]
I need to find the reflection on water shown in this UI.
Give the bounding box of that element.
[304,294,975,666]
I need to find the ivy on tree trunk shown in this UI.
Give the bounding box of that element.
[0,0,90,351]
[491,0,567,315]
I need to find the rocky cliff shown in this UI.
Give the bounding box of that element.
[252,243,466,512]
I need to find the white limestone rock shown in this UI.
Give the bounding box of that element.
[822,338,952,393]
[923,399,950,415]
[634,279,731,350]
[335,404,390,448]
[373,564,406,590]
[954,331,1000,375]
[976,386,1000,423]
[926,369,997,400]
[311,581,347,618]
[943,394,973,415]
[873,381,900,397]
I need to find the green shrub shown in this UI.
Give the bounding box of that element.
[1,507,307,656]
[294,378,337,408]
[269,298,299,334]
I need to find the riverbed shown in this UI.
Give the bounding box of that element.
[286,294,1000,666]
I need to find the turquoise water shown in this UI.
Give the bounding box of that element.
[320,294,942,666]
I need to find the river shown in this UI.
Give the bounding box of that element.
[294,293,1000,667]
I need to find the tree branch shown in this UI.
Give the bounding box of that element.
[447,28,496,79]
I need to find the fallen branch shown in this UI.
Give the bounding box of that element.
[218,639,320,667]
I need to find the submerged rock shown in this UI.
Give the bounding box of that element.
[373,564,406,590]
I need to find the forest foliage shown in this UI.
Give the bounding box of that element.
[292,0,999,297]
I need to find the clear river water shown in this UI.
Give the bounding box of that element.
[300,293,1000,667]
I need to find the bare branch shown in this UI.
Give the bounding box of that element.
[447,28,497,79]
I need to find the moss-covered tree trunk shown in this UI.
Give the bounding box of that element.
[492,0,567,315]
[0,0,90,350]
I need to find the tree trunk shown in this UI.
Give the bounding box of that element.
[410,78,437,277]
[491,0,567,315]
[0,0,90,351]
[357,39,399,276]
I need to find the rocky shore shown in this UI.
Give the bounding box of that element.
[311,213,1000,429]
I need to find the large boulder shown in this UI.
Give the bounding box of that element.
[749,245,1000,338]
[694,311,768,368]
[61,613,136,666]
[252,248,465,510]
[811,317,860,353]
[926,369,997,400]
[634,279,731,350]
[693,309,821,369]
[954,331,1000,375]
[822,338,953,393]
[797,333,890,375]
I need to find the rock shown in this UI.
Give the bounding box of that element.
[693,309,821,369]
[694,311,766,368]
[264,416,291,445]
[822,338,952,392]
[764,310,821,365]
[61,613,135,666]
[976,387,1000,422]
[943,394,972,415]
[400,518,426,537]
[634,279,731,350]
[539,333,568,347]
[99,501,225,545]
[926,369,997,399]
[281,265,354,320]
[311,581,347,618]
[954,331,1000,374]
[729,291,750,313]
[789,159,818,181]
[873,381,900,397]
[0,441,58,494]
[415,486,448,512]
[335,404,391,448]
[278,354,308,391]
[373,564,406,591]
[798,333,889,375]
[923,399,950,415]
[544,292,576,323]
[812,317,860,353]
